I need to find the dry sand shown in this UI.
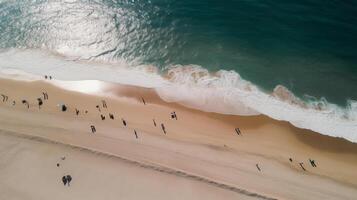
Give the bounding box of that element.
[0,77,356,200]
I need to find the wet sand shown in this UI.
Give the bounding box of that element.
[0,77,356,200]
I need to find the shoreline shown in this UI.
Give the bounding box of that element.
[0,76,357,199]
[1,49,356,143]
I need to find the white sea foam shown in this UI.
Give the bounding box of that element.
[0,49,356,142]
[157,65,357,142]
[0,49,165,88]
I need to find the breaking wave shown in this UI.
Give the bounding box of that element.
[0,49,356,143]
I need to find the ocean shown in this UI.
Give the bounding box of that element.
[0,0,356,142]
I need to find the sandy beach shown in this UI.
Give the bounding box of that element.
[0,77,357,200]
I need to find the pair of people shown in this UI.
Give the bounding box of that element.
[90,125,96,133]
[96,100,107,112]
[1,94,8,102]
[101,113,115,120]
[62,175,72,186]
[235,128,242,135]
[170,112,177,120]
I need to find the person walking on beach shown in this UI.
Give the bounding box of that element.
[122,119,127,126]
[1,94,8,102]
[75,108,80,115]
[153,119,157,127]
[109,113,114,120]
[42,92,48,100]
[66,175,72,186]
[102,100,107,108]
[96,105,101,112]
[62,176,67,186]
[309,159,317,167]
[22,100,29,109]
[100,114,106,120]
[161,123,166,134]
[61,104,67,112]
[134,130,138,139]
[299,162,306,171]
[235,128,242,136]
[90,125,96,133]
[171,112,177,120]
[141,97,146,105]
[37,98,43,109]
[256,164,261,171]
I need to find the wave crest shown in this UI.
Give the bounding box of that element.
[157,65,357,142]
[0,49,356,142]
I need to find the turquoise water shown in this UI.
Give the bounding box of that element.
[0,0,356,141]
[1,0,356,105]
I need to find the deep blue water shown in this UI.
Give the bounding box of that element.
[0,0,357,105]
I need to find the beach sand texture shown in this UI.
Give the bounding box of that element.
[0,77,357,200]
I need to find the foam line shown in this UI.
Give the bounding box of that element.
[0,49,356,142]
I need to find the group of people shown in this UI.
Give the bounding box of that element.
[235,128,242,136]
[2,89,171,139]
[56,156,73,187]
[151,118,167,134]
[170,111,177,120]
[233,128,318,172]
[86,98,174,138]
[254,157,317,173]
[1,94,8,102]
[81,94,320,175]
[1,85,321,178]
[62,175,73,186]
[289,157,317,171]
[54,93,318,182]
[1,91,50,110]
[44,75,53,80]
